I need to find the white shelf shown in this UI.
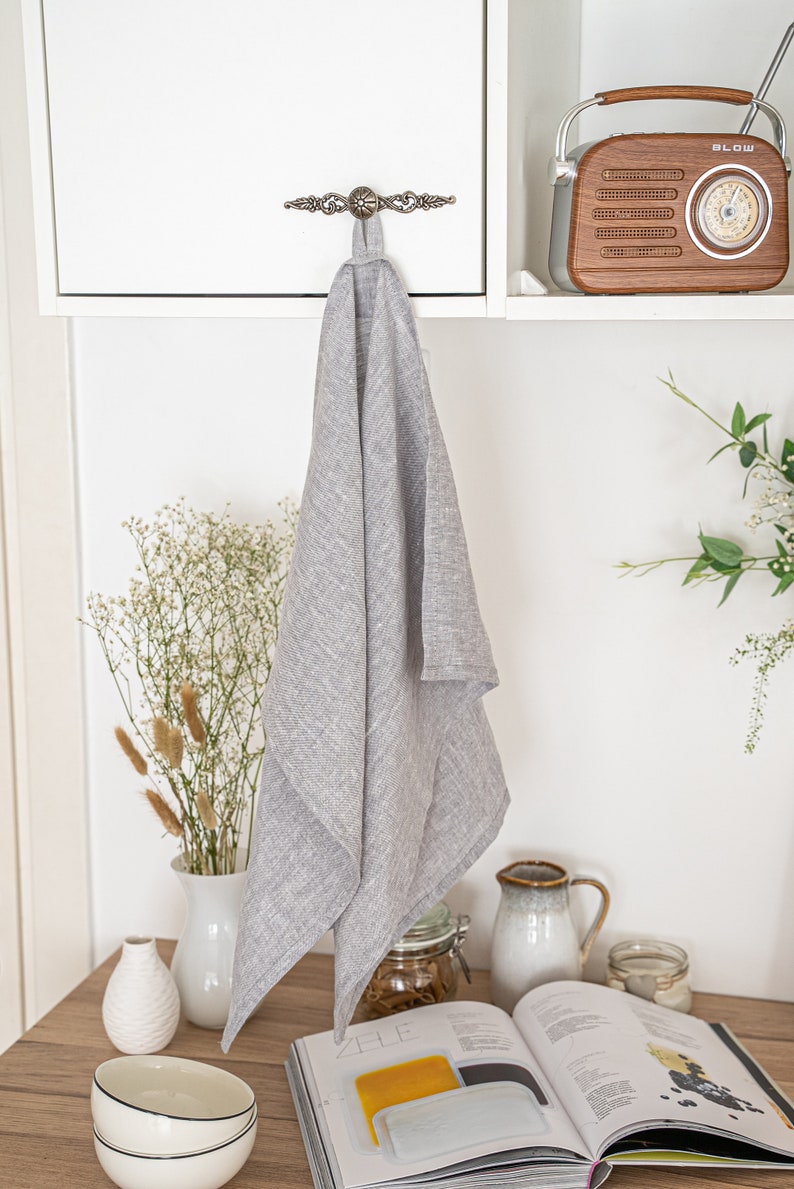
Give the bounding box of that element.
[506,284,794,321]
[47,295,488,320]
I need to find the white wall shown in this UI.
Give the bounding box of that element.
[74,312,794,1003]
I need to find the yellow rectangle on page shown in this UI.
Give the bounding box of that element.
[355,1055,459,1144]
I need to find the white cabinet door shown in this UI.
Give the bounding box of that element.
[38,0,484,298]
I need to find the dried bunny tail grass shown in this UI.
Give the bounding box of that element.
[167,727,184,769]
[114,726,148,775]
[180,682,206,746]
[143,789,183,838]
[196,790,218,830]
[152,717,171,756]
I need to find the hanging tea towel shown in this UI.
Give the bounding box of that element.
[222,215,508,1048]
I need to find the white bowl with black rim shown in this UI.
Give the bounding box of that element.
[91,1054,256,1156]
[93,1107,257,1189]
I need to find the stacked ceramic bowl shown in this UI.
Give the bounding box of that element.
[91,1054,257,1189]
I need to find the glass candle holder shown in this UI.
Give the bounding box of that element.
[606,939,692,1012]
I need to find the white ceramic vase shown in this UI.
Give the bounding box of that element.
[101,936,181,1054]
[170,855,247,1030]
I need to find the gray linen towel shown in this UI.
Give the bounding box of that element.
[222,215,508,1048]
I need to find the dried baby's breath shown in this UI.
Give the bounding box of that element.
[84,498,297,873]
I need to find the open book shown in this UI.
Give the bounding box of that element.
[285,979,794,1189]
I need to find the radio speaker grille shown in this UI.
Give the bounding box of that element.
[595,188,678,201]
[594,227,676,240]
[600,246,682,258]
[592,207,674,221]
[601,169,684,181]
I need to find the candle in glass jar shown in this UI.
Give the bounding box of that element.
[606,940,692,1012]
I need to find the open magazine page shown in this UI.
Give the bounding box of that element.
[512,981,794,1163]
[293,999,590,1189]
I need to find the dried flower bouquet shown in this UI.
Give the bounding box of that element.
[83,499,297,873]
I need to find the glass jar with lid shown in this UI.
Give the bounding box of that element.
[358,902,470,1019]
[606,939,692,1013]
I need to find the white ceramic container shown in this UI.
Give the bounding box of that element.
[102,936,181,1055]
[490,860,610,1013]
[93,1108,257,1189]
[170,856,247,1029]
[92,1054,255,1155]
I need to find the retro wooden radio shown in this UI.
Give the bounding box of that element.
[548,85,791,294]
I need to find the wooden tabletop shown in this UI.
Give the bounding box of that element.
[1,942,792,1189]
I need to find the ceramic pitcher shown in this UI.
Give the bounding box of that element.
[490,860,610,1012]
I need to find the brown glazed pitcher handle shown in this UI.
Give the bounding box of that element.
[569,876,610,965]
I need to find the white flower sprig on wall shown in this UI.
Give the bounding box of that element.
[83,498,297,873]
[618,374,794,753]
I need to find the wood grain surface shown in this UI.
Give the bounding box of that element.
[0,942,791,1189]
[567,134,789,294]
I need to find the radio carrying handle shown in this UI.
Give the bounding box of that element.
[550,85,788,185]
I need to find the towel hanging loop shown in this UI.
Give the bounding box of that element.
[284,185,456,219]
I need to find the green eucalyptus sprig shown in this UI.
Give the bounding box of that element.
[618,374,794,752]
[618,374,794,605]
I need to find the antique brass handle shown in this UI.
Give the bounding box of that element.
[284,185,456,219]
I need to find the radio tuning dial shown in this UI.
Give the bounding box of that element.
[688,168,771,256]
[699,176,760,245]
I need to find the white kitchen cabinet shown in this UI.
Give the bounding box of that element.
[22,0,488,315]
[21,0,794,320]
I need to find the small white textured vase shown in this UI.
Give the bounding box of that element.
[102,936,181,1054]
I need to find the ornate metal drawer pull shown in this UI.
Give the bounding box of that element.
[284,185,456,220]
